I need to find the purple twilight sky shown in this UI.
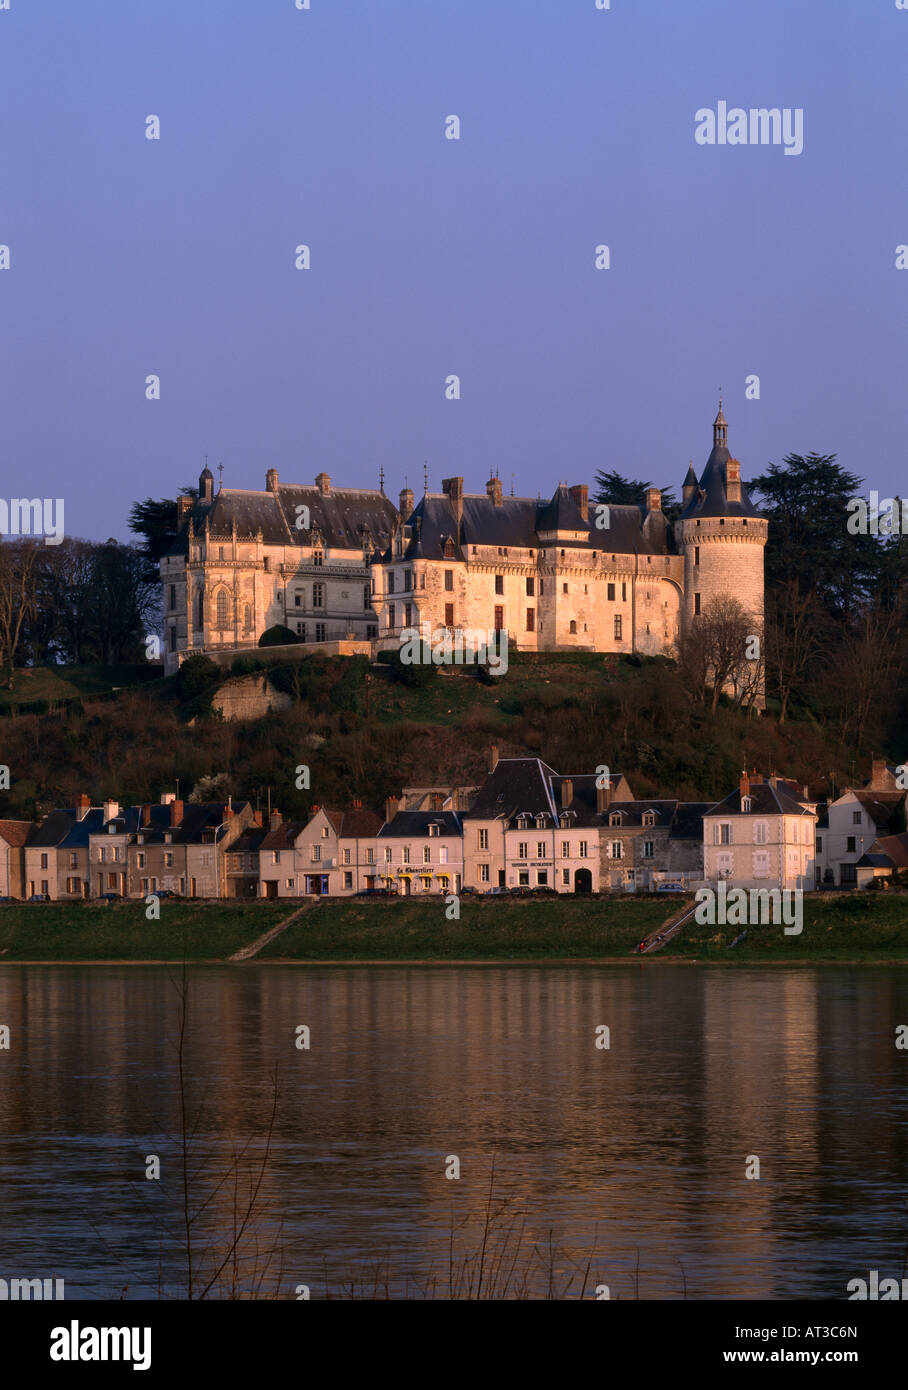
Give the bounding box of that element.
[1,0,906,541]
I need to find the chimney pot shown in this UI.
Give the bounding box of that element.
[270,810,282,830]
[316,472,331,497]
[596,782,613,814]
[644,487,662,513]
[384,795,399,824]
[486,477,503,506]
[399,486,414,517]
[266,468,279,493]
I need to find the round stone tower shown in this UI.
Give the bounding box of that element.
[675,404,768,638]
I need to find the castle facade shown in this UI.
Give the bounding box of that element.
[161,407,766,676]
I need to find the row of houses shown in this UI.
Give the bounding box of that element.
[1,756,905,903]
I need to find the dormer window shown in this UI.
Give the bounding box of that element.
[642,812,656,826]
[444,538,455,559]
[741,796,752,813]
[535,814,546,829]
[313,548,324,566]
[517,815,530,829]
[428,823,440,837]
[609,812,622,826]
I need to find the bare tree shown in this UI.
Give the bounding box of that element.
[0,539,40,688]
[764,581,828,724]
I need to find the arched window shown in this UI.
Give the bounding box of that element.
[244,604,252,632]
[197,589,204,630]
[215,590,229,630]
[569,620,577,634]
[443,538,455,559]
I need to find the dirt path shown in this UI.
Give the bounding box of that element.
[227,900,320,960]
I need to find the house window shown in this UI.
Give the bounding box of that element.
[478,829,489,850]
[607,583,615,601]
[298,623,307,641]
[609,813,621,826]
[216,590,229,629]
[445,603,454,626]
[694,546,700,566]
[439,846,448,864]
[561,841,569,858]
[312,846,321,862]
[495,574,504,595]
[364,585,370,609]
[444,539,456,559]
[518,842,528,859]
[741,797,752,813]
[404,570,412,591]
[537,870,548,886]
[388,573,395,594]
[852,811,862,825]
[219,547,225,561]
[169,584,176,609]
[403,847,411,864]
[610,842,623,859]
[526,577,535,596]
[384,846,392,863]
[69,852,78,868]
[428,824,440,838]
[753,851,770,879]
[562,583,568,594]
[816,836,823,852]
[537,841,545,858]
[643,812,655,826]
[569,620,577,634]
[494,605,504,631]
[405,603,413,626]
[343,848,351,864]
[388,604,395,628]
[562,868,570,885]
[846,836,856,853]
[313,549,324,566]
[444,570,454,591]
[198,589,204,628]
[694,592,701,616]
[720,824,732,845]
[272,851,280,864]
[423,846,431,863]
[614,615,622,640]
[312,583,324,608]
[526,609,535,632]
[315,623,325,641]
[518,870,530,886]
[754,821,768,845]
[343,872,353,889]
[579,841,588,858]
[479,864,490,882]
[366,848,374,864]
[643,840,654,858]
[294,592,301,606]
[137,852,145,868]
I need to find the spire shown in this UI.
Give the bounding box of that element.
[713,398,728,450]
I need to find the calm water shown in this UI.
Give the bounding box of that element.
[1,964,907,1300]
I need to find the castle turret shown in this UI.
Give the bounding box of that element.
[675,405,768,701]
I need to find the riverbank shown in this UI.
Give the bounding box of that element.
[0,892,907,962]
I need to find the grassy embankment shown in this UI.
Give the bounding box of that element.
[1,892,908,962]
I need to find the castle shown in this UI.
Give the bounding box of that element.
[160,405,766,677]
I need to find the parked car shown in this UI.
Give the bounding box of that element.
[354,888,394,898]
[27,894,49,903]
[98,892,125,902]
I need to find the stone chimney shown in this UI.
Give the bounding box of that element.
[768,773,777,789]
[490,744,499,773]
[169,798,184,827]
[486,477,503,506]
[399,486,414,518]
[316,472,331,497]
[266,468,279,493]
[141,804,151,827]
[270,810,282,831]
[103,799,119,823]
[644,487,662,513]
[75,793,91,820]
[596,783,613,814]
[441,477,464,529]
[726,459,741,504]
[384,795,399,824]
[569,484,589,522]
[160,791,176,805]
[561,777,573,809]
[870,758,890,788]
[178,495,193,519]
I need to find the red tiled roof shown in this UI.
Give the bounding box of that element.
[0,819,34,848]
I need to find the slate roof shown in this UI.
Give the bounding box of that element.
[378,811,462,838]
[670,803,712,839]
[259,821,307,852]
[704,782,814,818]
[462,758,560,822]
[227,827,267,855]
[678,411,762,522]
[385,488,676,562]
[166,482,398,555]
[27,809,80,848]
[850,794,904,830]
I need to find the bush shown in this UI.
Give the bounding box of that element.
[176,654,221,699]
[259,624,302,648]
[231,655,266,677]
[384,646,437,688]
